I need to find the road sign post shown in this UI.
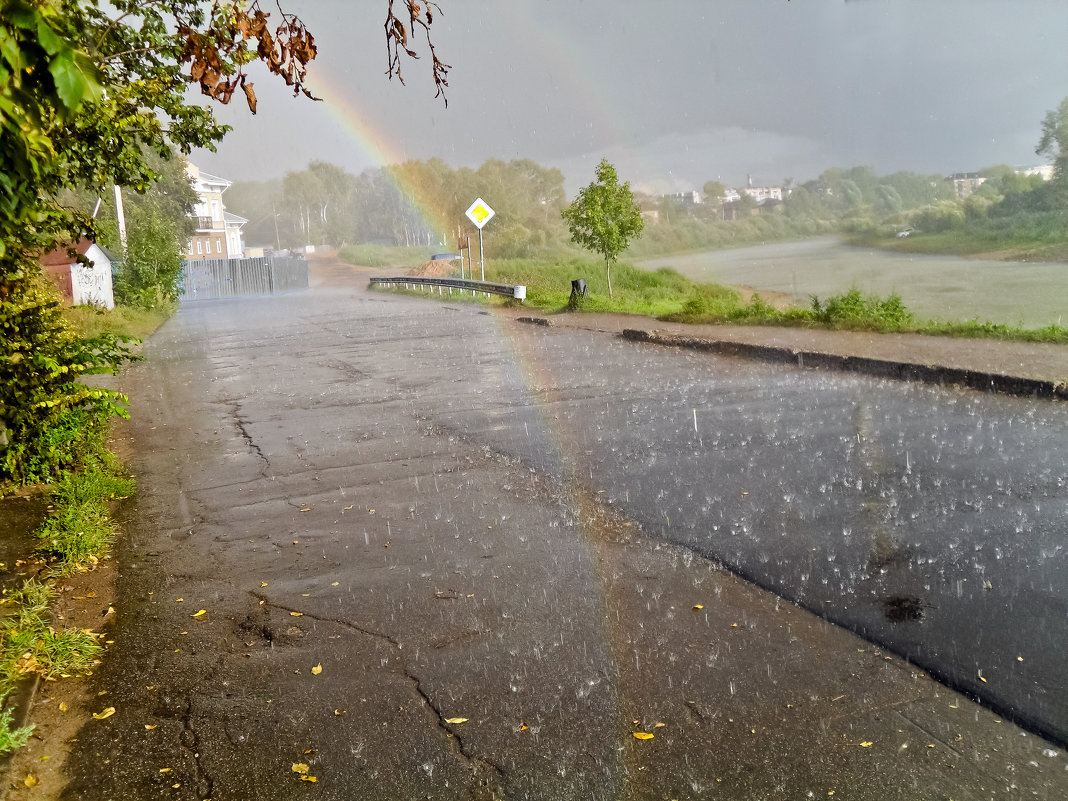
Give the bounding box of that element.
[465,198,495,281]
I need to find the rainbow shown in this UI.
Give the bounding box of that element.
[310,73,452,245]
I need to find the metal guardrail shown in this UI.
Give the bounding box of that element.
[369,275,526,300]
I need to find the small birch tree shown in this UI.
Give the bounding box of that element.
[561,159,644,298]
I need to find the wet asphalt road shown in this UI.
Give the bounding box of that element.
[59,272,1067,800]
[463,322,1068,746]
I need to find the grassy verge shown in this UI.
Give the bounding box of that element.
[485,258,698,316]
[0,413,132,753]
[0,580,103,751]
[61,302,173,341]
[338,244,437,269]
[663,286,1068,343]
[0,461,129,751]
[33,465,133,575]
[848,212,1068,263]
[372,255,1068,344]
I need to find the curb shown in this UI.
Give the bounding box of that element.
[620,328,1068,401]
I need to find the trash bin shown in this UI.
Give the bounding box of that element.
[570,278,588,303]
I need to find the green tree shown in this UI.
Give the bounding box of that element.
[702,180,727,205]
[1036,97,1068,183]
[110,196,187,308]
[561,159,644,298]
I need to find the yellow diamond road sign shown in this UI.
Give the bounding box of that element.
[465,198,495,229]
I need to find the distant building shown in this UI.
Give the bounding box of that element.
[39,239,115,309]
[1016,164,1055,181]
[185,163,246,260]
[947,172,986,200]
[664,190,702,205]
[740,174,783,204]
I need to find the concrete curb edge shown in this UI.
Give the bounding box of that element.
[620,328,1068,401]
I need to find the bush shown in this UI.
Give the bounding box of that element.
[0,276,136,485]
[810,288,914,330]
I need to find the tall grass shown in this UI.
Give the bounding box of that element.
[338,244,436,268]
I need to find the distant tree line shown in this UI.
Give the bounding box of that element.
[227,96,1068,261]
[226,158,572,257]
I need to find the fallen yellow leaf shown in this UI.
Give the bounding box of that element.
[191,610,206,618]
[444,717,468,724]
[300,776,317,783]
[633,732,654,740]
[145,724,157,730]
[58,702,68,712]
[261,582,268,587]
[24,774,38,788]
[92,706,115,720]
[159,768,172,774]
[692,604,704,610]
[860,741,873,748]
[291,762,309,775]
[290,611,303,617]
[311,663,323,675]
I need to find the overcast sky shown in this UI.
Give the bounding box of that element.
[194,0,1068,194]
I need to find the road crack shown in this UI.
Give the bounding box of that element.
[228,400,270,475]
[251,592,506,795]
[176,696,216,800]
[403,663,507,795]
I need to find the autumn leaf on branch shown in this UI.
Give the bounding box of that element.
[385,0,450,104]
[177,1,321,114]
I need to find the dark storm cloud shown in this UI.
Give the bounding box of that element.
[196,0,1068,192]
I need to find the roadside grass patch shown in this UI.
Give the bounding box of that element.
[339,244,436,269]
[368,255,1068,344]
[34,466,133,575]
[62,303,169,342]
[919,319,1068,344]
[0,579,103,751]
[0,462,128,752]
[486,258,698,317]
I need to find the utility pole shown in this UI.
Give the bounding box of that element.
[114,185,128,254]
